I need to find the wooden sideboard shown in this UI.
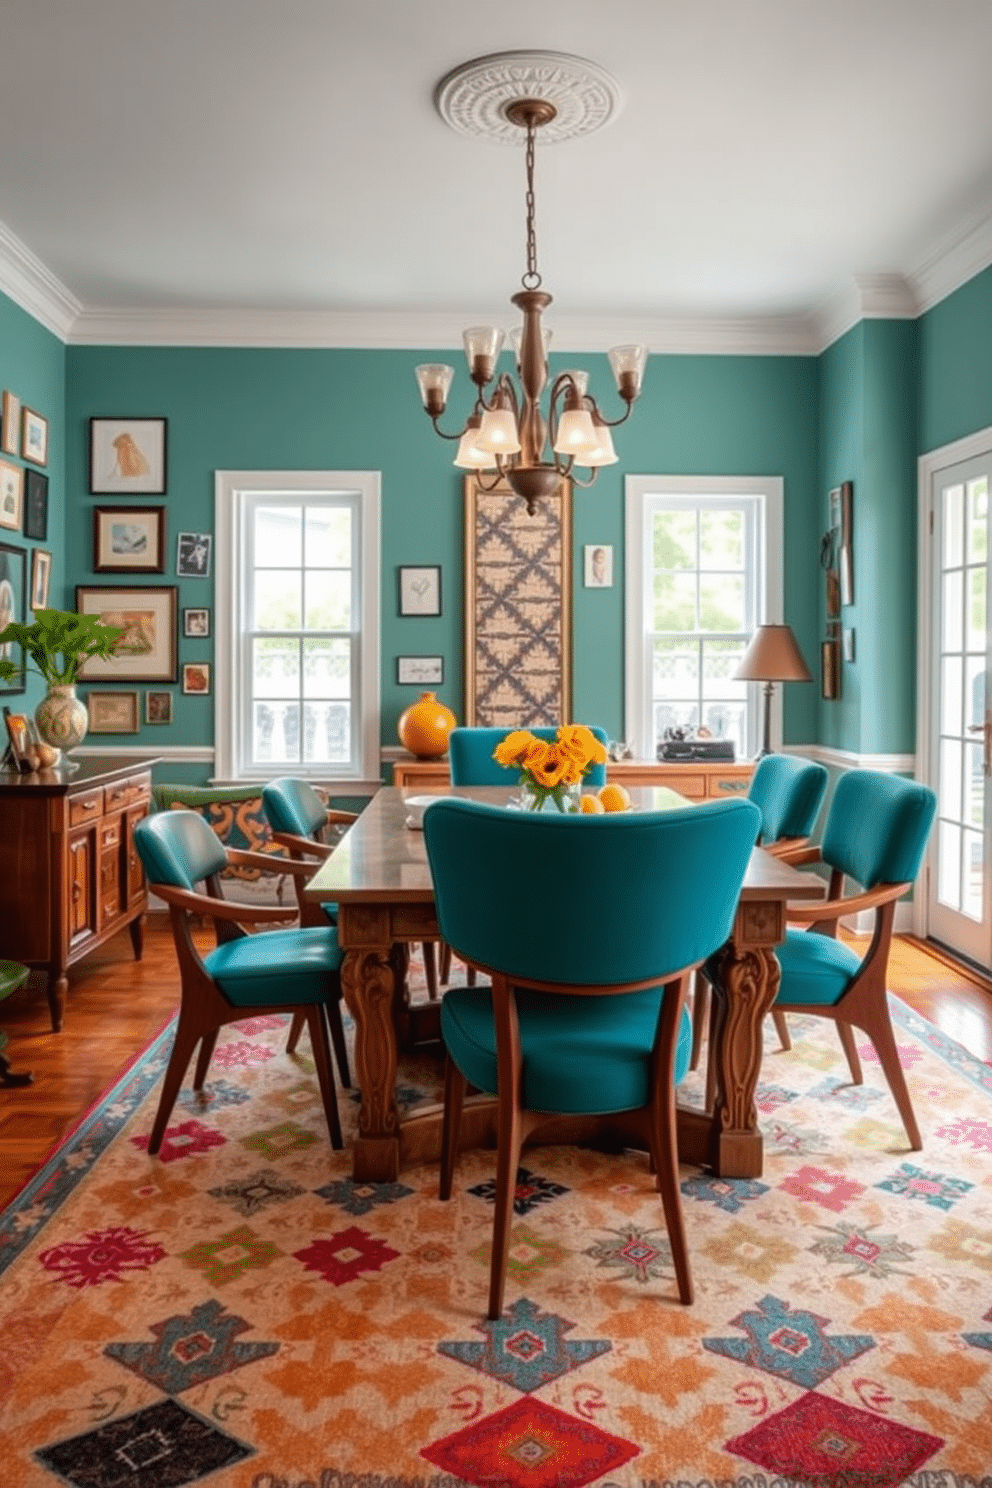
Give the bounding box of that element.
[390,754,754,800]
[0,755,157,1031]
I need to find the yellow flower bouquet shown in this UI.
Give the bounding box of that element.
[493,724,608,813]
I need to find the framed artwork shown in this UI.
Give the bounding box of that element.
[843,626,856,663]
[182,661,210,695]
[839,479,854,605]
[0,541,26,693]
[183,606,210,637]
[398,564,441,616]
[145,689,174,725]
[93,505,166,574]
[30,548,52,611]
[583,543,613,587]
[21,407,48,467]
[464,475,572,727]
[1,392,20,456]
[397,655,443,685]
[176,531,212,578]
[90,417,167,495]
[75,584,178,682]
[0,460,23,532]
[821,639,840,700]
[87,690,140,734]
[24,470,48,541]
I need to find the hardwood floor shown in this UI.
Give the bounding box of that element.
[1,916,990,1211]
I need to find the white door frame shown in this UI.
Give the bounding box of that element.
[915,423,992,938]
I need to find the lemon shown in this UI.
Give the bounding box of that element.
[597,782,632,813]
[579,793,606,813]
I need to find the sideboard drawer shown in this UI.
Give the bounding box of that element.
[104,772,152,811]
[707,773,752,797]
[69,792,104,827]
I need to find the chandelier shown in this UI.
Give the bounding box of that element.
[414,54,648,515]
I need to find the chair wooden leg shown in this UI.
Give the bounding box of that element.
[836,1020,863,1085]
[423,942,439,1001]
[439,942,452,987]
[148,1016,203,1156]
[305,1005,343,1150]
[772,1009,792,1051]
[286,1012,306,1054]
[325,998,351,1088]
[858,1007,922,1150]
[193,1030,218,1090]
[439,1057,466,1201]
[488,1106,525,1321]
[690,972,709,1071]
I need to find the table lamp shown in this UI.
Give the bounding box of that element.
[734,624,812,756]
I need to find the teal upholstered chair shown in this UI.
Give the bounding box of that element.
[752,769,936,1149]
[448,725,610,787]
[691,753,829,1070]
[423,794,761,1318]
[133,810,346,1156]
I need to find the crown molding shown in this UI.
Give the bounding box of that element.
[0,220,81,340]
[908,201,992,315]
[812,273,918,354]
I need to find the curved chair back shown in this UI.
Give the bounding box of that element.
[262,777,327,839]
[821,770,937,889]
[748,754,828,846]
[134,809,228,890]
[448,725,610,787]
[424,796,760,987]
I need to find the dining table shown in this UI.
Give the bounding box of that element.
[303,784,825,1184]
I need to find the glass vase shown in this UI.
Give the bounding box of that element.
[518,777,582,814]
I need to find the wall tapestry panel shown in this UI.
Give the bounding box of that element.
[464,477,572,727]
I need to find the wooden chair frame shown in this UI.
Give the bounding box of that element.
[147,845,344,1156]
[439,957,697,1320]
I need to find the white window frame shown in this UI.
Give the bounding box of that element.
[625,474,784,759]
[214,470,380,785]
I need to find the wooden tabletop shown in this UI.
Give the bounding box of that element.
[303,786,826,906]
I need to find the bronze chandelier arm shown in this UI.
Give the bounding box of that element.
[583,395,637,430]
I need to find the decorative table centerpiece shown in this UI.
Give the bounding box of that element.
[493,724,608,813]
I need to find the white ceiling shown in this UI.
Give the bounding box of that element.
[2,0,991,350]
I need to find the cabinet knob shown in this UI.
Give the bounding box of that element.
[71,881,81,901]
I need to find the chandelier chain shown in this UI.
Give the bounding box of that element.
[522,121,542,290]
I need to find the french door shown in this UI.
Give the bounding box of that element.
[927,450,992,965]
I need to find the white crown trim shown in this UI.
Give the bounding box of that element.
[812,273,918,354]
[909,203,992,315]
[0,219,81,339]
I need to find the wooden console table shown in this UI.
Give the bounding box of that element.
[0,755,157,1030]
[391,753,753,800]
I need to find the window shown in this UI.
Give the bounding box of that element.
[214,471,380,783]
[625,475,783,759]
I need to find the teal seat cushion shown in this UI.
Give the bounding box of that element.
[774,927,862,1007]
[440,985,693,1115]
[205,926,342,1008]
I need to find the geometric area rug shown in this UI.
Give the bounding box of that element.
[3,955,992,1486]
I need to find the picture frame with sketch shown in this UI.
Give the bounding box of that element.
[176,532,212,578]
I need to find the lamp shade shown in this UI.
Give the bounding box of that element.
[734,624,812,683]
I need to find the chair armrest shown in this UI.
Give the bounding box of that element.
[152,881,299,924]
[765,836,811,862]
[786,879,911,924]
[269,830,333,860]
[225,847,312,876]
[325,810,359,825]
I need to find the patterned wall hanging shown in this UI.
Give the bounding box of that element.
[463,476,572,727]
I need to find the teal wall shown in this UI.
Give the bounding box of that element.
[63,343,821,767]
[919,266,992,454]
[0,297,65,713]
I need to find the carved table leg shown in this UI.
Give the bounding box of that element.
[708,935,781,1179]
[341,946,401,1182]
[47,970,67,1032]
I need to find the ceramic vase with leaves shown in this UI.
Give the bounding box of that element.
[0,609,125,768]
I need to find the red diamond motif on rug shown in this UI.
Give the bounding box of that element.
[421,1395,639,1487]
[726,1388,943,1486]
[293,1225,400,1285]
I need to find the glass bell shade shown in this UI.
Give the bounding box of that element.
[414,363,455,413]
[476,408,521,454]
[453,417,497,470]
[553,407,598,456]
[608,343,648,397]
[510,324,552,366]
[463,326,505,382]
[575,419,618,467]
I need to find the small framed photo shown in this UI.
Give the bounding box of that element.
[821,639,840,700]
[24,470,48,541]
[1,392,20,456]
[183,606,210,637]
[584,544,613,587]
[93,505,166,574]
[0,460,23,532]
[90,417,167,495]
[397,655,444,685]
[177,531,212,578]
[75,583,178,682]
[842,626,856,663]
[145,689,174,725]
[21,407,48,468]
[182,661,210,695]
[87,690,140,734]
[30,548,52,612]
[398,565,441,617]
[0,541,26,693]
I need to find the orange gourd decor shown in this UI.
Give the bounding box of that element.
[398,692,457,759]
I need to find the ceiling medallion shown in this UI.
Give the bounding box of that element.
[433,50,622,145]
